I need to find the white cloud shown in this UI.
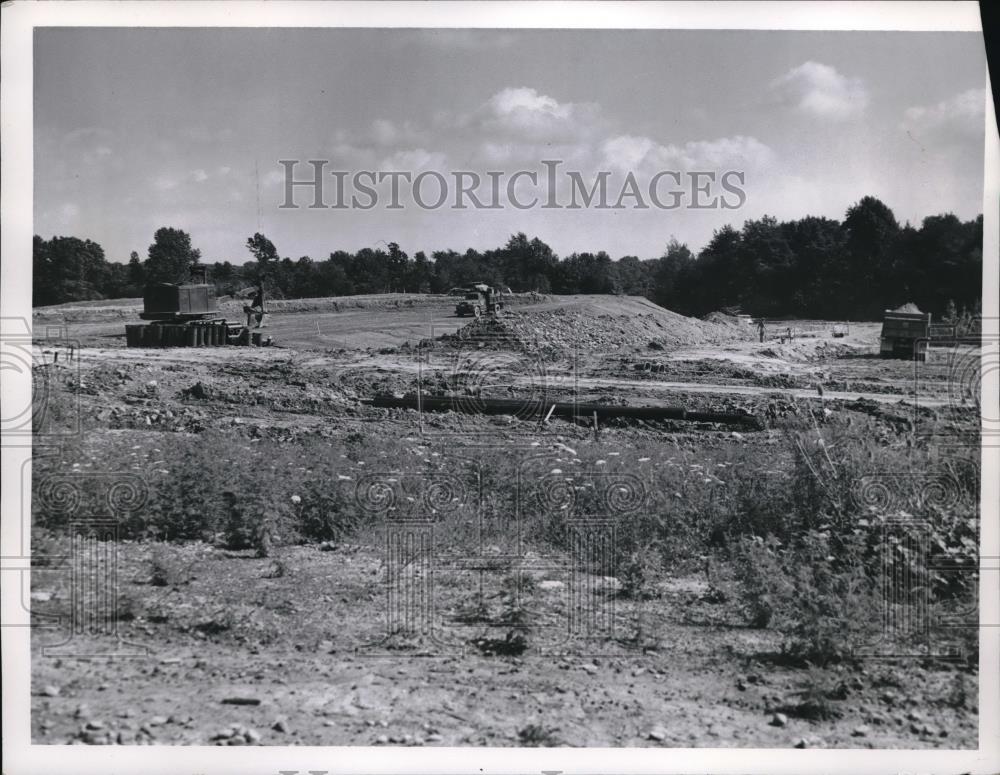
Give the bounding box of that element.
[901,88,985,143]
[192,169,209,183]
[331,87,608,171]
[372,119,398,145]
[329,142,378,168]
[261,169,286,187]
[661,135,776,170]
[602,134,774,172]
[474,141,518,167]
[472,87,605,144]
[599,135,656,171]
[152,175,179,191]
[370,118,423,147]
[47,128,119,167]
[379,148,447,172]
[769,61,868,121]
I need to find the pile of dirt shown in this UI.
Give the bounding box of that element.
[437,300,753,353]
[892,302,923,314]
[703,311,755,334]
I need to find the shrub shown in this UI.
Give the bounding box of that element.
[772,665,847,719]
[734,531,879,665]
[517,724,561,746]
[32,371,79,436]
[149,545,187,586]
[726,418,979,665]
[31,527,69,568]
[618,546,662,600]
[293,478,358,543]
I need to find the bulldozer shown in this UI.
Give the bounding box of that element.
[125,268,272,348]
[455,283,504,318]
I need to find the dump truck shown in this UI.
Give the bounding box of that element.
[125,280,270,348]
[879,309,931,360]
[455,283,504,318]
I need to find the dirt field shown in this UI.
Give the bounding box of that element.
[29,294,980,748]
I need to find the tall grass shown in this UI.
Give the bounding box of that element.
[34,402,979,665]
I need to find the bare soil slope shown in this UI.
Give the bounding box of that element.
[439,296,754,353]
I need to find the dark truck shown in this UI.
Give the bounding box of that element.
[455,283,504,318]
[879,310,931,360]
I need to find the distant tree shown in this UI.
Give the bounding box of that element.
[126,250,145,293]
[736,216,795,316]
[245,232,281,289]
[652,239,695,310]
[351,247,391,293]
[842,196,899,317]
[780,216,844,316]
[408,251,432,293]
[316,259,354,296]
[286,256,315,297]
[102,261,131,299]
[33,235,108,306]
[683,225,741,314]
[908,213,981,315]
[502,233,557,292]
[33,197,983,318]
[430,249,461,292]
[246,232,278,264]
[33,236,53,306]
[386,242,409,291]
[843,196,899,252]
[942,299,960,327]
[209,260,237,296]
[615,255,654,297]
[145,227,201,284]
[557,252,619,294]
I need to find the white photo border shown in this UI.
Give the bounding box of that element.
[2,2,996,774]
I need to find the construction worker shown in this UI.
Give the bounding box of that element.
[243,280,265,328]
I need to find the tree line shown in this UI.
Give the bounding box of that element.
[32,196,982,320]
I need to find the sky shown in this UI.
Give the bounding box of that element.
[34,28,988,263]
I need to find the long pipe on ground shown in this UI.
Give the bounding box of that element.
[362,394,761,428]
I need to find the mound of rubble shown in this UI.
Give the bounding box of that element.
[704,311,752,330]
[437,303,753,353]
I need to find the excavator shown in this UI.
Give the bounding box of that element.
[125,266,273,348]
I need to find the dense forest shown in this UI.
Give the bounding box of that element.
[32,196,982,320]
